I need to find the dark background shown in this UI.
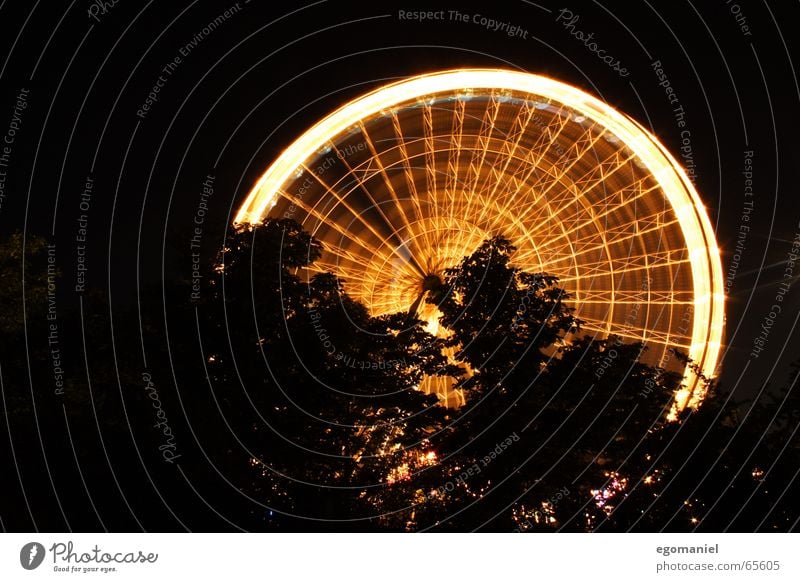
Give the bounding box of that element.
[0,0,798,530]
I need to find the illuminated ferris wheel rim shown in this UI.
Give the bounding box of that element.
[235,68,725,403]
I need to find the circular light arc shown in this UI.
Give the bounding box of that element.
[236,69,724,410]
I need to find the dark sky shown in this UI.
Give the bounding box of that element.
[1,0,798,398]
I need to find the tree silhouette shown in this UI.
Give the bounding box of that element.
[196,218,453,529]
[2,224,797,533]
[430,235,576,396]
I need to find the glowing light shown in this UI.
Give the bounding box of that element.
[387,463,411,485]
[236,69,724,410]
[591,471,629,515]
[386,448,438,485]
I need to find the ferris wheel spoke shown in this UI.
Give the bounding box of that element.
[357,120,428,268]
[577,316,692,349]
[575,289,695,304]
[389,111,431,256]
[309,260,415,304]
[556,247,690,282]
[521,150,643,238]
[307,261,380,285]
[556,259,692,284]
[476,114,591,294]
[564,248,691,276]
[445,104,493,261]
[470,100,541,238]
[478,98,537,203]
[463,96,503,199]
[528,123,607,196]
[422,104,440,236]
[526,180,662,253]
[298,162,413,265]
[504,124,609,234]
[444,98,466,224]
[329,140,426,277]
[534,210,679,262]
[309,237,383,276]
[272,185,394,271]
[481,111,574,235]
[575,299,694,307]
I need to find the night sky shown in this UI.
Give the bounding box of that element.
[1,0,799,530]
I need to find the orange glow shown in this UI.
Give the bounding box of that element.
[387,463,411,485]
[236,69,724,411]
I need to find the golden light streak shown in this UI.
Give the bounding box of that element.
[235,69,725,411]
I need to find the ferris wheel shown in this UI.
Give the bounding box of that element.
[235,69,724,412]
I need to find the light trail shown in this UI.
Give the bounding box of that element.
[235,69,725,411]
